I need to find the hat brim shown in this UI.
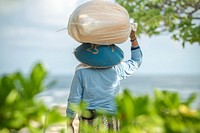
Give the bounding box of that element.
[74,43,124,68]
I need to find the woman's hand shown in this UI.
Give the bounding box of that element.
[130,23,137,40]
[130,23,139,47]
[130,30,136,41]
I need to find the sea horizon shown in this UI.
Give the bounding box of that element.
[36,74,200,109]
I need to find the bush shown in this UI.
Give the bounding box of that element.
[1,63,199,133]
[72,90,200,133]
[116,89,200,133]
[0,63,65,133]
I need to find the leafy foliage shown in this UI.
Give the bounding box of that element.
[116,0,200,47]
[0,63,65,133]
[71,89,200,133]
[1,63,199,133]
[116,89,200,133]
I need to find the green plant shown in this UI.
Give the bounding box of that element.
[116,89,200,133]
[116,0,200,47]
[0,63,65,133]
[70,89,200,133]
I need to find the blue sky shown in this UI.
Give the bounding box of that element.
[0,0,200,76]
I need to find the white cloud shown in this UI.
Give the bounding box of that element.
[0,0,22,15]
[0,25,79,50]
[21,0,78,26]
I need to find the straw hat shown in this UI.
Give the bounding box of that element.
[74,43,124,68]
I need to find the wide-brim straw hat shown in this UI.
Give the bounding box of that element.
[74,43,124,68]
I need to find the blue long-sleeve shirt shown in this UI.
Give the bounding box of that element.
[66,46,142,118]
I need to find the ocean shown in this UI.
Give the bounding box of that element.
[36,75,200,109]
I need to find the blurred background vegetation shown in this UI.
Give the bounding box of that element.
[0,64,200,132]
[0,64,66,133]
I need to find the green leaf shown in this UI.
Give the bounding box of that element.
[116,0,200,46]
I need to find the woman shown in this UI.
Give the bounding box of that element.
[66,29,142,132]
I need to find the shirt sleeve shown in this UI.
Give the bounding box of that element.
[66,70,83,118]
[114,46,143,80]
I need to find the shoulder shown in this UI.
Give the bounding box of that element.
[75,63,93,71]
